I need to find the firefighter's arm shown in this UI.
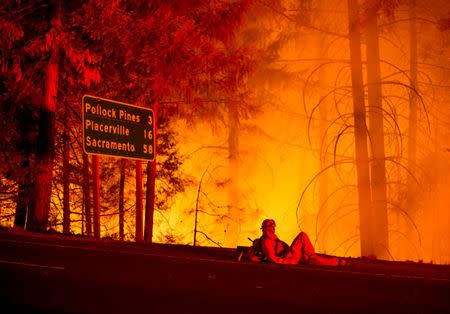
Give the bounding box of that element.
[261,238,295,264]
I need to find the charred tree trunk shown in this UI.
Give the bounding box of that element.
[315,0,330,251]
[407,0,418,211]
[15,184,29,228]
[92,155,100,238]
[135,160,143,242]
[144,101,158,243]
[82,153,92,236]
[118,159,126,241]
[347,0,374,256]
[145,160,156,243]
[365,5,389,259]
[225,100,240,248]
[62,109,70,234]
[15,158,34,228]
[318,103,329,251]
[27,0,61,232]
[15,109,36,228]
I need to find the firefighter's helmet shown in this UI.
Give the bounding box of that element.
[261,219,276,230]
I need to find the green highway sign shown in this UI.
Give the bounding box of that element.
[82,95,155,161]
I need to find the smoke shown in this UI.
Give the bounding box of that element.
[153,0,450,264]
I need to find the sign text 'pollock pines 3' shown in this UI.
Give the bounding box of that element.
[82,95,155,161]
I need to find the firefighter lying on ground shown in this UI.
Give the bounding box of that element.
[247,219,348,266]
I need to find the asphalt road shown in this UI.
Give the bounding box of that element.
[1,230,450,314]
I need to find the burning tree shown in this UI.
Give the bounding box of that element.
[0,0,254,236]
